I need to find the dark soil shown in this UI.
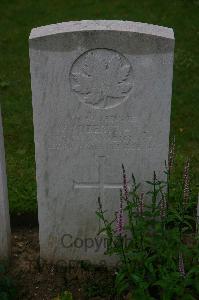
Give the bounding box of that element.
[10,213,39,228]
[8,228,116,300]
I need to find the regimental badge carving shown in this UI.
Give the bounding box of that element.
[69,49,133,109]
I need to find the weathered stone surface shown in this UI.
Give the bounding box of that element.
[0,106,11,261]
[29,20,174,264]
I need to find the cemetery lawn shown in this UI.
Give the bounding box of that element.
[0,0,198,213]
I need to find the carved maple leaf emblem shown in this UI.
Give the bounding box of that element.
[70,49,133,108]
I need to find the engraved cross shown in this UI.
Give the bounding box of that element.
[74,156,126,202]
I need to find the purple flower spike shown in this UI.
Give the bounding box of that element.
[168,136,175,173]
[116,189,124,235]
[138,192,144,216]
[183,159,190,206]
[179,253,186,277]
[122,164,129,201]
[160,194,167,219]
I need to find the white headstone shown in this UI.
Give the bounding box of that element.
[29,20,174,264]
[0,106,11,261]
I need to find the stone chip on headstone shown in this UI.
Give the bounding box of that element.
[29,20,174,264]
[0,106,11,261]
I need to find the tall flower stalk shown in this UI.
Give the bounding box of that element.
[116,189,124,236]
[183,159,190,206]
[160,193,167,219]
[179,253,186,277]
[167,136,175,206]
[122,164,129,201]
[138,192,144,216]
[168,136,176,175]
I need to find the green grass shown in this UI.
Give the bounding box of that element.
[0,0,198,213]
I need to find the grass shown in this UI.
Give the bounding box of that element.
[0,0,198,213]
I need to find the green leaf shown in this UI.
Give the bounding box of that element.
[95,211,105,220]
[97,227,107,235]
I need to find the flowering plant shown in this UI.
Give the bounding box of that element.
[96,140,199,299]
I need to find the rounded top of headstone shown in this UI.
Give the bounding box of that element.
[29,20,174,40]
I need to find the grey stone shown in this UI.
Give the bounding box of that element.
[29,20,174,264]
[0,106,11,261]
